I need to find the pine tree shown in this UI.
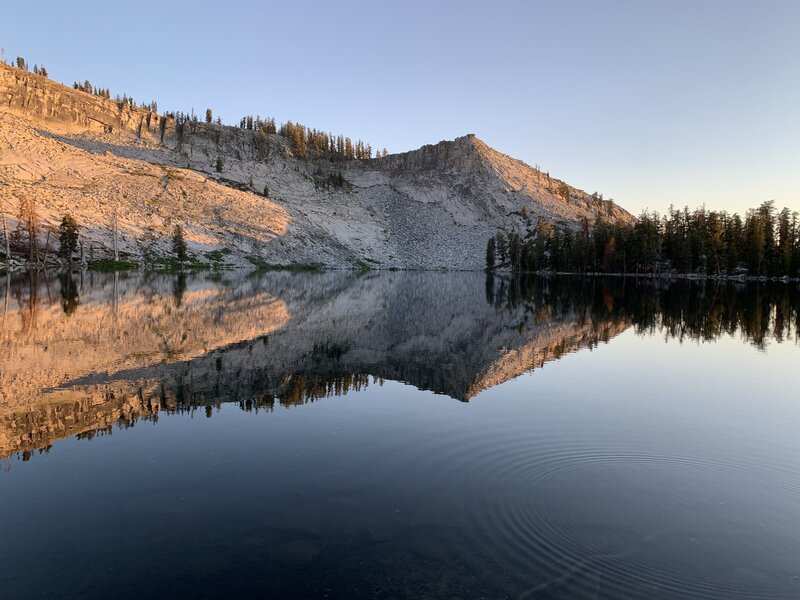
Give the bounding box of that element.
[495,231,507,265]
[58,213,79,263]
[485,237,496,271]
[205,108,213,124]
[172,225,188,263]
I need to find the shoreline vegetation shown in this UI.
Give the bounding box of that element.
[0,217,327,274]
[0,257,326,274]
[1,258,798,283]
[486,201,800,281]
[494,269,800,283]
[1,197,797,279]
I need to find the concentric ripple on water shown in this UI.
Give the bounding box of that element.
[405,426,800,599]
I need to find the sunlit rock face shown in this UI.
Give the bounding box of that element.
[0,64,149,133]
[0,62,632,270]
[0,272,631,458]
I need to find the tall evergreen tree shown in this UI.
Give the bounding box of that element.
[172,225,188,263]
[485,236,496,271]
[58,213,79,263]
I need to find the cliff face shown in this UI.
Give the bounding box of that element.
[0,62,633,269]
[0,65,149,133]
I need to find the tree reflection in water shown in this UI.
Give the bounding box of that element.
[0,271,796,460]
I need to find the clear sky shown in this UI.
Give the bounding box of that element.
[2,0,798,216]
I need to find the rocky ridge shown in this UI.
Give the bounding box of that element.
[0,62,633,269]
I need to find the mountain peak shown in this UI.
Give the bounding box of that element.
[0,60,633,270]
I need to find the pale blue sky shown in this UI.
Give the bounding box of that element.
[2,0,798,215]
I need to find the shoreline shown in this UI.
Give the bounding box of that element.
[2,259,799,283]
[487,269,800,283]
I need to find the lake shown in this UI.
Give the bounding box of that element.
[0,271,798,599]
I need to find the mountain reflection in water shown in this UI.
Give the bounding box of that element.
[0,271,797,460]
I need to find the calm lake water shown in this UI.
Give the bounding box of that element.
[1,271,799,599]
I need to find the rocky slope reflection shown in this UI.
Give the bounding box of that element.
[1,273,797,459]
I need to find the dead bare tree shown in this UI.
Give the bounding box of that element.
[16,194,40,264]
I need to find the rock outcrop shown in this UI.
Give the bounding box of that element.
[0,64,150,134]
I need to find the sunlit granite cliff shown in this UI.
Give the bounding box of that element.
[1,61,632,269]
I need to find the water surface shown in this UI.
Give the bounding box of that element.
[1,272,799,599]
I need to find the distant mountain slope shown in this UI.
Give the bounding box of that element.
[0,62,633,269]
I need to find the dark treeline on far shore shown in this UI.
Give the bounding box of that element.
[486,201,800,278]
[485,274,799,349]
